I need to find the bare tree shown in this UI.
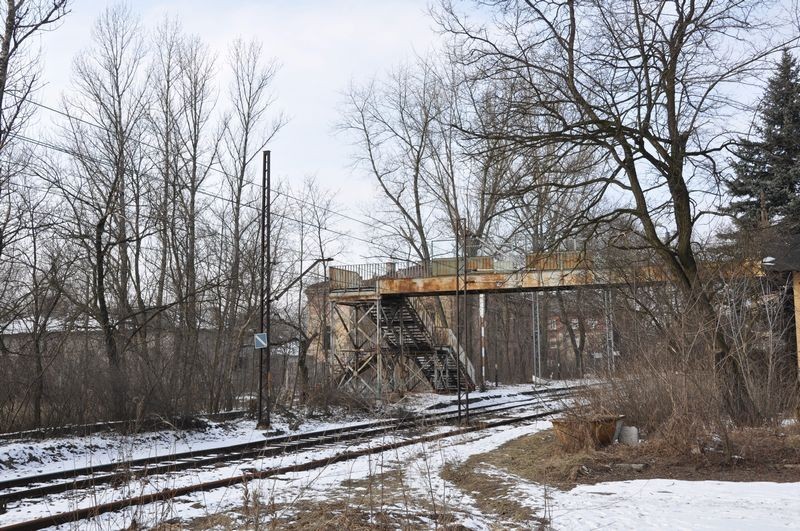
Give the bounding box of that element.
[290,177,341,403]
[149,24,220,413]
[343,63,441,262]
[207,38,284,411]
[0,0,69,151]
[439,0,799,421]
[0,0,70,352]
[55,3,150,419]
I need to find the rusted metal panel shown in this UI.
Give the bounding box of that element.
[525,251,588,270]
[328,291,380,303]
[469,256,494,271]
[376,265,682,296]
[329,263,676,297]
[379,269,599,296]
[329,267,361,291]
[430,256,494,276]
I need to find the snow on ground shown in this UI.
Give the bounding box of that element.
[0,391,558,528]
[69,415,800,530]
[46,419,554,530]
[0,418,262,478]
[0,412,382,479]
[5,380,792,530]
[0,429,418,528]
[536,479,800,530]
[86,422,800,531]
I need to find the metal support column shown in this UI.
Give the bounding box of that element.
[463,217,470,423]
[479,293,486,391]
[531,294,536,382]
[531,292,542,381]
[376,297,382,403]
[455,219,462,422]
[257,150,272,429]
[536,293,542,380]
[327,296,334,383]
[603,289,615,372]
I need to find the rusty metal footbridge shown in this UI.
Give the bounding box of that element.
[324,251,662,397]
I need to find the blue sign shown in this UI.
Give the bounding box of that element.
[254,333,268,349]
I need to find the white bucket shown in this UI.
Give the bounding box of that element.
[619,425,639,445]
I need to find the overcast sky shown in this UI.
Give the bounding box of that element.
[31,1,795,259]
[35,0,440,253]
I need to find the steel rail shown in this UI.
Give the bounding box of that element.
[0,402,565,531]
[0,386,577,502]
[0,385,578,495]
[0,385,582,530]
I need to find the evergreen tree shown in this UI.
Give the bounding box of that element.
[728,50,800,228]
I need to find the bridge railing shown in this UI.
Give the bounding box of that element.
[329,251,592,292]
[329,261,422,291]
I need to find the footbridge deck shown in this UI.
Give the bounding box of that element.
[329,252,664,300]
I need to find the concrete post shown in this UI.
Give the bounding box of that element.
[794,271,800,380]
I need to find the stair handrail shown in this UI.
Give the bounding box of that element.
[407,297,476,385]
[442,328,476,383]
[407,297,438,346]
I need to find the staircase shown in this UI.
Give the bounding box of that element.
[411,347,471,392]
[365,297,475,392]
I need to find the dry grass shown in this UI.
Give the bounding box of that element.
[177,513,238,530]
[183,464,467,530]
[448,425,800,494]
[270,500,461,531]
[447,429,599,490]
[175,414,800,530]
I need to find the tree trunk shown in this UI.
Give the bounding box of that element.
[96,218,126,420]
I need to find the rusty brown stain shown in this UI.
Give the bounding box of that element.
[376,268,655,296]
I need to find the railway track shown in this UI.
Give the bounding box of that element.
[0,409,250,442]
[0,385,578,530]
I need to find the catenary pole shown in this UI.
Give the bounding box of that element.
[257,150,272,429]
[265,151,272,428]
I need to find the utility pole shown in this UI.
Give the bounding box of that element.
[257,150,272,429]
[604,289,616,373]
